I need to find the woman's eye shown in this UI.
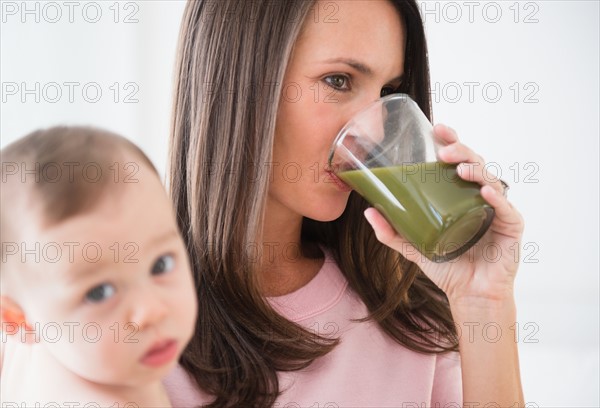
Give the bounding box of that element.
[151,254,175,276]
[85,283,116,303]
[324,75,350,91]
[380,86,396,97]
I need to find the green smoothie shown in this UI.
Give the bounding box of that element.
[339,162,494,262]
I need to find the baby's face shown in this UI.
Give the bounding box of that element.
[13,160,197,387]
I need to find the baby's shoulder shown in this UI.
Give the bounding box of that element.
[0,334,34,400]
[0,330,4,371]
[0,337,82,403]
[1,337,172,406]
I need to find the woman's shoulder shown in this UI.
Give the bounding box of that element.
[164,248,462,406]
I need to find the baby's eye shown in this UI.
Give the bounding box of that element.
[151,254,175,276]
[85,283,116,303]
[323,74,350,91]
[380,86,396,97]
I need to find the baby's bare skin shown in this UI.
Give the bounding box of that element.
[1,150,197,406]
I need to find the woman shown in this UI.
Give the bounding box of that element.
[165,0,525,406]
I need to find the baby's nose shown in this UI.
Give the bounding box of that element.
[127,288,169,331]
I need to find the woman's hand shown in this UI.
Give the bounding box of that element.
[364,124,525,306]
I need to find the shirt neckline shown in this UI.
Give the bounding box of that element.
[266,247,348,322]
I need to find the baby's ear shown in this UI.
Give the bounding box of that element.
[0,295,33,336]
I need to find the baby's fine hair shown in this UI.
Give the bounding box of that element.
[0,126,157,259]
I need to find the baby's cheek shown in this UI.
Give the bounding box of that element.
[178,288,198,339]
[44,337,103,380]
[81,334,138,381]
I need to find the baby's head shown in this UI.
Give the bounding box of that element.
[1,126,197,387]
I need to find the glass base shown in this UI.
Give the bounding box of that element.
[430,206,495,263]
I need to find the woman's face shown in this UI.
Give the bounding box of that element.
[272,0,406,222]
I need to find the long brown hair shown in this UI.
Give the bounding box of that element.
[168,1,458,406]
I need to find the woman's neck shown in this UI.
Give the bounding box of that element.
[260,198,324,297]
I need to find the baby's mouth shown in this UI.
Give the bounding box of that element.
[140,338,178,367]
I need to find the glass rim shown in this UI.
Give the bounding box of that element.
[327,93,416,167]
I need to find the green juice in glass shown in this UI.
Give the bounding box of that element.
[339,162,494,262]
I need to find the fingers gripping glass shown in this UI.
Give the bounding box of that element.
[328,94,494,262]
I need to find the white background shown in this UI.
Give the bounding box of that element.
[1,1,599,406]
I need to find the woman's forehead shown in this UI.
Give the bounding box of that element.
[298,1,404,41]
[295,0,405,72]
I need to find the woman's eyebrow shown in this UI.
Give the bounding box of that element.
[321,57,404,83]
[322,57,374,76]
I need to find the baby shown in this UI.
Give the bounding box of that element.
[0,126,197,407]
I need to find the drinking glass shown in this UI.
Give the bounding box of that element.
[328,94,494,262]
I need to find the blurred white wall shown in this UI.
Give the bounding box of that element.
[423,1,599,405]
[1,0,186,174]
[1,1,598,406]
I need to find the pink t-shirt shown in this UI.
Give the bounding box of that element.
[164,250,462,407]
